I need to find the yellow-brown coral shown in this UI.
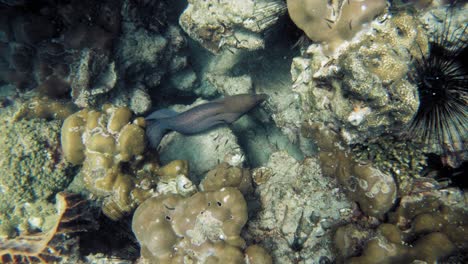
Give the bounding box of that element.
[132,187,250,263]
[61,105,153,220]
[13,97,77,121]
[0,192,95,263]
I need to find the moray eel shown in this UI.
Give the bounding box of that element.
[145,93,268,148]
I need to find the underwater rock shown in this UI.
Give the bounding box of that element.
[0,1,120,103]
[287,0,387,52]
[293,12,428,146]
[61,105,155,220]
[132,187,251,263]
[114,1,197,113]
[245,151,353,263]
[0,110,75,237]
[179,0,287,53]
[303,123,397,219]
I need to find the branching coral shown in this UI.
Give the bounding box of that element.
[0,192,95,264]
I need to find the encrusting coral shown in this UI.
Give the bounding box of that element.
[13,97,77,121]
[61,104,154,220]
[287,0,387,51]
[0,192,96,264]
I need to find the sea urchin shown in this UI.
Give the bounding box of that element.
[408,10,467,162]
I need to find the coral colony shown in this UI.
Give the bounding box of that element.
[0,1,466,263]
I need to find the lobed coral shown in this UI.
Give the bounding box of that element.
[132,187,254,263]
[335,188,468,263]
[287,0,387,52]
[61,105,153,220]
[13,97,77,121]
[200,162,253,196]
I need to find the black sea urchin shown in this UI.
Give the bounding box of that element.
[407,11,467,162]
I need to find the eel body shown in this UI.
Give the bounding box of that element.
[145,93,267,148]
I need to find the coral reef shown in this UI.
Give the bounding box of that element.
[132,187,250,263]
[0,110,75,237]
[303,123,397,219]
[287,0,387,52]
[61,105,153,220]
[351,136,428,196]
[179,0,287,53]
[0,192,96,263]
[335,187,468,263]
[245,151,353,263]
[293,12,428,146]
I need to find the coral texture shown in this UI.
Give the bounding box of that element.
[287,0,387,51]
[245,151,352,263]
[336,188,468,263]
[132,187,250,263]
[61,105,152,220]
[303,123,396,218]
[0,0,120,105]
[293,12,428,146]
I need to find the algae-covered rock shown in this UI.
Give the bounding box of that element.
[246,151,353,263]
[351,135,428,196]
[0,113,75,237]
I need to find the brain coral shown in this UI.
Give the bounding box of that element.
[61,104,152,220]
[132,187,251,263]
